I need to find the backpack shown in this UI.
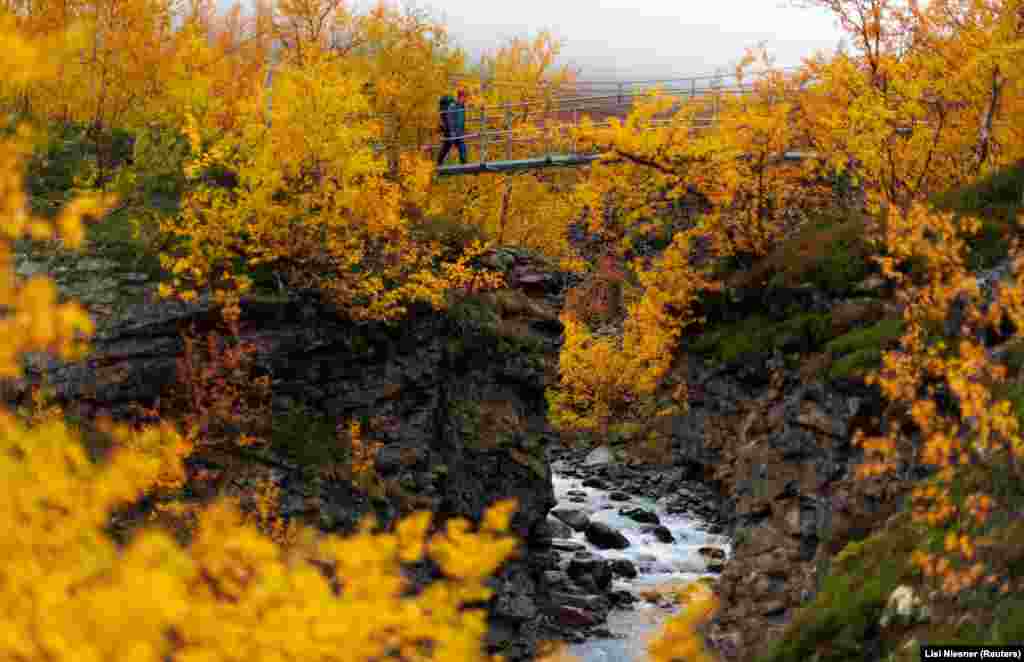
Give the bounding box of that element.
[439,95,455,133]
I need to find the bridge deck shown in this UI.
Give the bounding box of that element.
[436,154,602,176]
[436,150,819,176]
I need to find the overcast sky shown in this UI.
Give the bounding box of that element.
[423,1,847,81]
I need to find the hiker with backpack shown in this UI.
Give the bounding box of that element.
[437,88,468,165]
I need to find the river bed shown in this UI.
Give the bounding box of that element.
[549,464,730,662]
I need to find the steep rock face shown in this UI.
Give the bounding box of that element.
[10,293,561,660]
[661,355,891,659]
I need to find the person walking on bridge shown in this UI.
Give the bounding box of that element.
[437,88,468,165]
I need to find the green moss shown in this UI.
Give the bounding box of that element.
[269,405,347,471]
[823,320,904,381]
[759,517,921,662]
[739,211,875,297]
[508,448,549,480]
[86,204,168,280]
[933,160,1024,213]
[991,598,1024,643]
[688,313,834,364]
[932,161,1023,271]
[825,319,904,356]
[449,294,501,335]
[1002,340,1024,375]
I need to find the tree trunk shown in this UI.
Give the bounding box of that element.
[974,65,1004,173]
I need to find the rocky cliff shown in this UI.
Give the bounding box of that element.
[8,241,572,660]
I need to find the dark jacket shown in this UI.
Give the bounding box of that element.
[440,96,466,138]
[448,100,466,137]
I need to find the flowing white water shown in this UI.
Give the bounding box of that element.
[551,471,730,662]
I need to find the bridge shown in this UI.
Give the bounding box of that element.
[422,71,799,175]
[420,69,833,175]
[261,60,817,175]
[263,64,942,176]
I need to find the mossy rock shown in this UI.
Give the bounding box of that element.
[825,319,904,356]
[990,597,1024,644]
[932,160,1023,271]
[997,338,1024,376]
[449,293,501,335]
[269,405,346,472]
[688,312,834,365]
[822,319,904,381]
[759,514,922,662]
[827,347,883,381]
[730,211,874,297]
[508,448,549,480]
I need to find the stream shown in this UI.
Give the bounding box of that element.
[549,458,731,662]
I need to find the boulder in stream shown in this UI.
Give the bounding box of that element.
[640,524,675,543]
[545,515,574,539]
[619,506,660,524]
[551,508,590,532]
[567,558,613,591]
[584,521,631,549]
[610,559,638,579]
[584,445,614,466]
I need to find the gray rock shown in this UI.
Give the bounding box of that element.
[620,507,660,524]
[551,540,586,553]
[698,546,727,560]
[584,445,613,466]
[640,524,675,543]
[584,522,630,550]
[551,508,590,532]
[610,559,638,578]
[375,444,426,476]
[544,515,574,539]
[544,571,570,588]
[491,565,539,622]
[567,558,613,592]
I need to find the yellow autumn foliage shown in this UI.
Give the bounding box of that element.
[0,21,524,662]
